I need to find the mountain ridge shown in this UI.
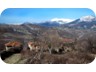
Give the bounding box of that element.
[0,15,96,29]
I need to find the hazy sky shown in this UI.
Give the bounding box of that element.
[0,8,95,24]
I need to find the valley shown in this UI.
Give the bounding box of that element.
[0,15,96,64]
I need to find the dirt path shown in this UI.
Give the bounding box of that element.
[4,53,22,64]
[4,53,29,64]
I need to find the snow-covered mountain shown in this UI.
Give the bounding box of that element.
[51,18,73,24]
[63,15,96,29]
[38,16,96,28]
[80,15,96,22]
[36,18,73,27]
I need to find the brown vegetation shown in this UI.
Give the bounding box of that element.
[0,24,96,64]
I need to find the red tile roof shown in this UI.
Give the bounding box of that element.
[5,41,22,47]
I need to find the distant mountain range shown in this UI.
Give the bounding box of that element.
[0,15,96,29]
[35,15,96,29]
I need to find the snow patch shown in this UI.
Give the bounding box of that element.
[51,18,74,24]
[80,15,96,22]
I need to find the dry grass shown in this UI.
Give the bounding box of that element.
[1,48,95,64]
[24,51,95,64]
